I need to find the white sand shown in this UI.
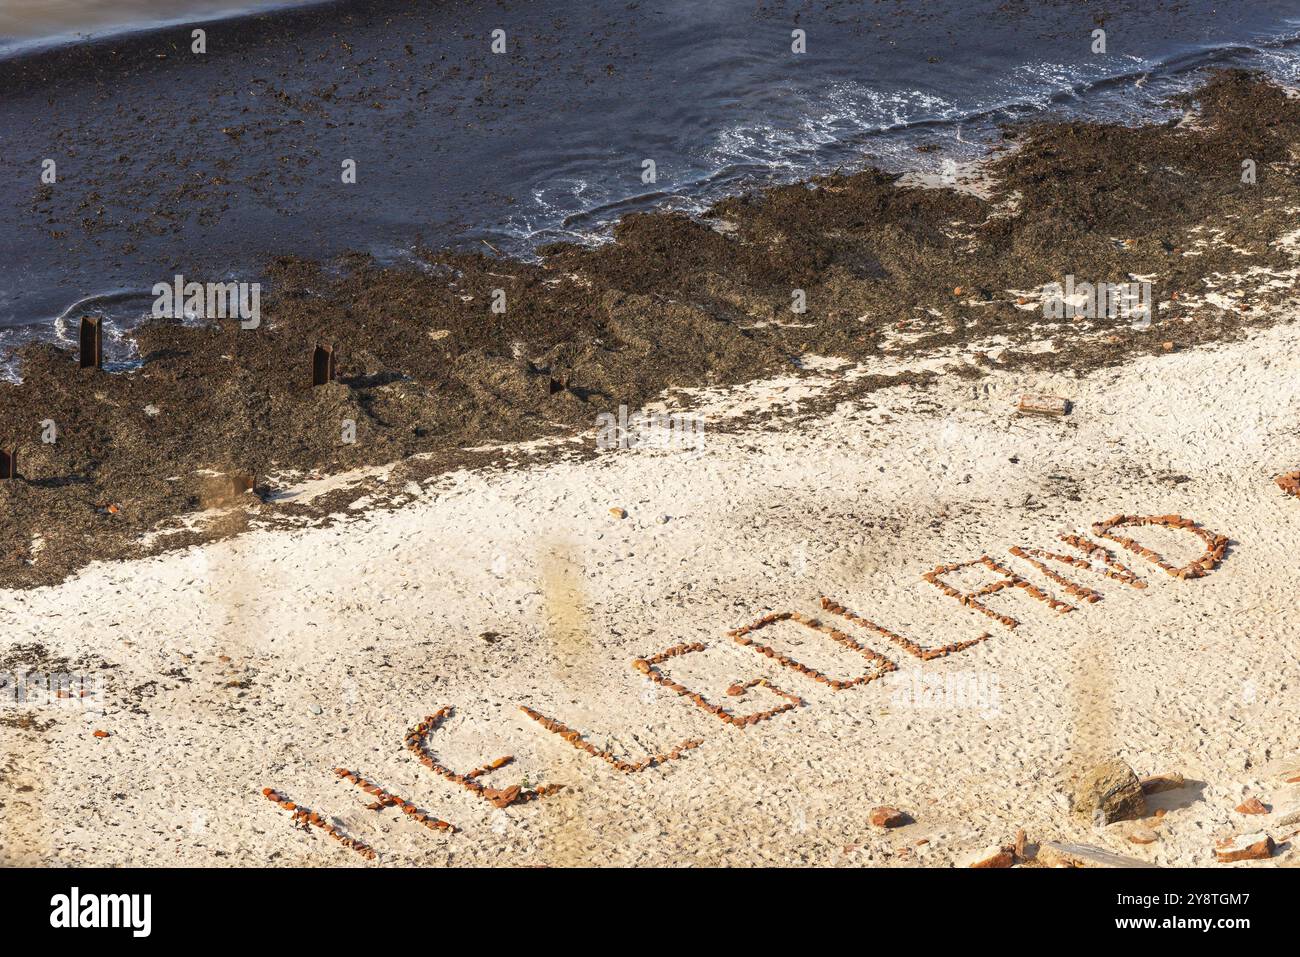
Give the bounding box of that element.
[3,314,1300,867]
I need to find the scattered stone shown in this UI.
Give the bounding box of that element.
[869,806,910,828]
[1235,797,1268,815]
[478,631,503,644]
[1037,842,1155,868]
[1161,341,1175,352]
[1017,393,1072,417]
[92,729,110,739]
[1128,827,1159,845]
[962,845,1014,868]
[1073,759,1148,824]
[609,507,627,519]
[308,703,323,715]
[1139,771,1185,794]
[1213,832,1274,863]
[143,403,160,417]
[484,785,522,810]
[656,514,670,525]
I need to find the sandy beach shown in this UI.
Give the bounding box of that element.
[1,3,1299,879]
[4,264,1300,866]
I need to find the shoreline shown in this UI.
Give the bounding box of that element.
[3,70,1300,589]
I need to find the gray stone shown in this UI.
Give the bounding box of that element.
[1072,759,1148,824]
[1037,842,1156,868]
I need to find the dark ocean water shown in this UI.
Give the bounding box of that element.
[2,0,1299,367]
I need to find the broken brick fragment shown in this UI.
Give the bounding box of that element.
[869,806,910,828]
[1214,832,1274,863]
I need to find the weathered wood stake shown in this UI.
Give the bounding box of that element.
[312,344,336,387]
[0,448,16,480]
[79,316,103,370]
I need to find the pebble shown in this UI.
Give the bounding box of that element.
[1234,797,1268,815]
[869,806,910,828]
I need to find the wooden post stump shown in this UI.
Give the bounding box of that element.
[79,316,103,370]
[312,344,336,387]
